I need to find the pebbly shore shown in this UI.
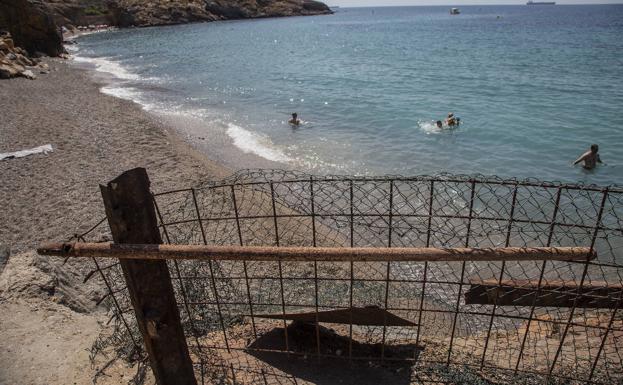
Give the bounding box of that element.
[0,57,230,384]
[0,57,230,254]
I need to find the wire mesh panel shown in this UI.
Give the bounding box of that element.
[73,171,623,385]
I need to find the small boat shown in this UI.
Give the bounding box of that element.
[450,8,460,15]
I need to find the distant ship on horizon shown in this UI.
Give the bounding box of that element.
[527,1,556,4]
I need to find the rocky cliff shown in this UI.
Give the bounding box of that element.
[0,0,64,57]
[0,32,50,79]
[36,0,332,28]
[0,0,331,60]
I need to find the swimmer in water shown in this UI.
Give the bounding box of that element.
[574,144,603,170]
[289,112,301,126]
[436,120,443,129]
[446,112,457,127]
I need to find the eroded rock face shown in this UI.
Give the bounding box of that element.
[0,0,64,57]
[109,0,332,27]
[0,32,48,79]
[20,0,331,29]
[0,0,331,69]
[108,0,217,27]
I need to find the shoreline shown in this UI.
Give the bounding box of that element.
[0,57,234,254]
[67,31,294,173]
[0,52,307,384]
[0,56,240,384]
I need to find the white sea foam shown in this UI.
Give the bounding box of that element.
[100,86,156,111]
[73,56,140,80]
[418,120,442,134]
[226,123,292,163]
[100,85,136,99]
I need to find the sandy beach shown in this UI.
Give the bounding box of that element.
[0,58,229,384]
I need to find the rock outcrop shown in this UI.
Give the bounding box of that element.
[204,0,333,19]
[0,0,64,57]
[0,0,331,78]
[33,0,332,29]
[107,0,216,27]
[0,32,50,79]
[109,0,332,27]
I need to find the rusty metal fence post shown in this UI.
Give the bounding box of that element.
[100,168,197,385]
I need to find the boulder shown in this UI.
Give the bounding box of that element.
[0,62,19,78]
[20,69,36,79]
[15,53,34,66]
[0,0,65,57]
[12,63,26,73]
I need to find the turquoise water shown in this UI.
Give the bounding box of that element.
[73,5,623,184]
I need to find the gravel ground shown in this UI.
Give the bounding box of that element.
[0,58,230,385]
[0,58,230,255]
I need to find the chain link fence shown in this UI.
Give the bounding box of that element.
[73,170,622,384]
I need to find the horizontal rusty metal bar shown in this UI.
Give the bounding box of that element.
[38,242,595,262]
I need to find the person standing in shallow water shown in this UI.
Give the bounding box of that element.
[574,144,603,170]
[289,113,301,126]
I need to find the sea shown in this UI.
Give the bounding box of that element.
[70,5,623,185]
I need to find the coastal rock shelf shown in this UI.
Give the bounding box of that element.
[0,32,50,79]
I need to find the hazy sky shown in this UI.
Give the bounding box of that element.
[331,1,623,6]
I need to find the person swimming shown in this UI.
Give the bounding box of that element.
[445,113,457,127]
[574,144,603,170]
[289,112,301,126]
[436,120,443,129]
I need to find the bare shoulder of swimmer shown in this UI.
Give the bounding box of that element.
[574,150,591,165]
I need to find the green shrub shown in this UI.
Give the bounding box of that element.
[84,6,105,16]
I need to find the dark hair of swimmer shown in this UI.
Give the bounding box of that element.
[591,144,599,153]
[436,120,443,128]
[292,113,298,118]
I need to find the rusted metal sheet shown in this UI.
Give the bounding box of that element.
[37,242,596,263]
[253,306,417,327]
[466,278,623,308]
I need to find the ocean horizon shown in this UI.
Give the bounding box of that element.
[71,4,623,185]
